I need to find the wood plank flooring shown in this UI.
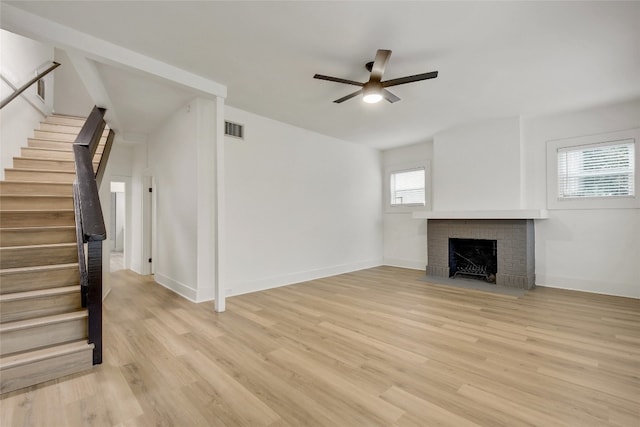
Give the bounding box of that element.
[1,266,639,426]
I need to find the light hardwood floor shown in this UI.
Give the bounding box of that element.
[1,266,639,426]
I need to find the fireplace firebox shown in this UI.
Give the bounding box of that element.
[449,238,497,283]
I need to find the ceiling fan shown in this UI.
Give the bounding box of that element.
[313,49,438,104]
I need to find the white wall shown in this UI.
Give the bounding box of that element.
[224,106,383,297]
[382,142,432,270]
[52,48,94,116]
[148,101,199,299]
[522,99,640,298]
[129,143,149,275]
[0,29,54,179]
[98,142,134,298]
[433,116,522,211]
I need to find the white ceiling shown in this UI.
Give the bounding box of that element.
[8,1,640,150]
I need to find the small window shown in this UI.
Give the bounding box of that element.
[390,168,425,206]
[557,139,634,199]
[547,129,639,210]
[36,78,45,101]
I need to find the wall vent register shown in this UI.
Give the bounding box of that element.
[225,121,244,139]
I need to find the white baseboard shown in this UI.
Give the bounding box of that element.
[382,258,426,271]
[536,275,639,299]
[226,258,384,298]
[154,273,198,302]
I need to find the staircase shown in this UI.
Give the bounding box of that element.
[0,114,108,394]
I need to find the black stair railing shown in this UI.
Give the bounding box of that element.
[72,106,114,365]
[0,61,60,110]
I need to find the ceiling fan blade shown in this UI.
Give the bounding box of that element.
[383,89,400,103]
[334,89,363,103]
[382,71,438,88]
[314,74,364,87]
[370,49,392,81]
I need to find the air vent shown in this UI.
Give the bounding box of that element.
[225,121,244,139]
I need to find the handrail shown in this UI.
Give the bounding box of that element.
[73,105,109,365]
[74,106,107,241]
[95,129,115,188]
[0,62,60,110]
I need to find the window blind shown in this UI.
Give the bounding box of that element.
[557,139,634,199]
[391,168,425,206]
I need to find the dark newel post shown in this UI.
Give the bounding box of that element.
[87,240,103,364]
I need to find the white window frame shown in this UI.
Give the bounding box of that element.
[385,161,431,213]
[546,128,639,210]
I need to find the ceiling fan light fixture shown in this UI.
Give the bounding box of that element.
[363,92,383,103]
[362,84,383,103]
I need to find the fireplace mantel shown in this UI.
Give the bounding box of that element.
[412,209,548,220]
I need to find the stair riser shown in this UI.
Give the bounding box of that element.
[28,138,106,151]
[0,181,72,196]
[1,292,82,323]
[33,130,77,142]
[39,123,109,136]
[0,228,77,247]
[0,266,79,294]
[5,170,76,183]
[28,134,107,149]
[33,130,108,143]
[44,116,87,127]
[0,316,87,356]
[0,211,75,228]
[0,196,73,210]
[13,158,98,172]
[0,346,93,394]
[0,246,77,269]
[19,150,105,166]
[21,148,74,160]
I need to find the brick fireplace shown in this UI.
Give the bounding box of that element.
[427,219,536,289]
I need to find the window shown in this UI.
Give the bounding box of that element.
[557,140,634,199]
[546,129,639,210]
[390,168,425,206]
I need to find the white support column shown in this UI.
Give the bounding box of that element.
[195,98,217,303]
[194,96,225,311]
[214,96,226,312]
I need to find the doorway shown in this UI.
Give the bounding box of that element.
[110,181,126,272]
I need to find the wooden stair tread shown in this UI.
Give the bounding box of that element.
[0,180,73,185]
[21,146,76,153]
[0,310,87,333]
[0,194,72,199]
[0,340,93,370]
[0,180,74,194]
[0,285,80,303]
[0,263,78,275]
[49,114,87,120]
[38,123,108,132]
[0,225,75,231]
[20,146,104,153]
[4,168,75,174]
[0,209,74,213]
[0,242,76,250]
[28,137,106,142]
[13,156,98,164]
